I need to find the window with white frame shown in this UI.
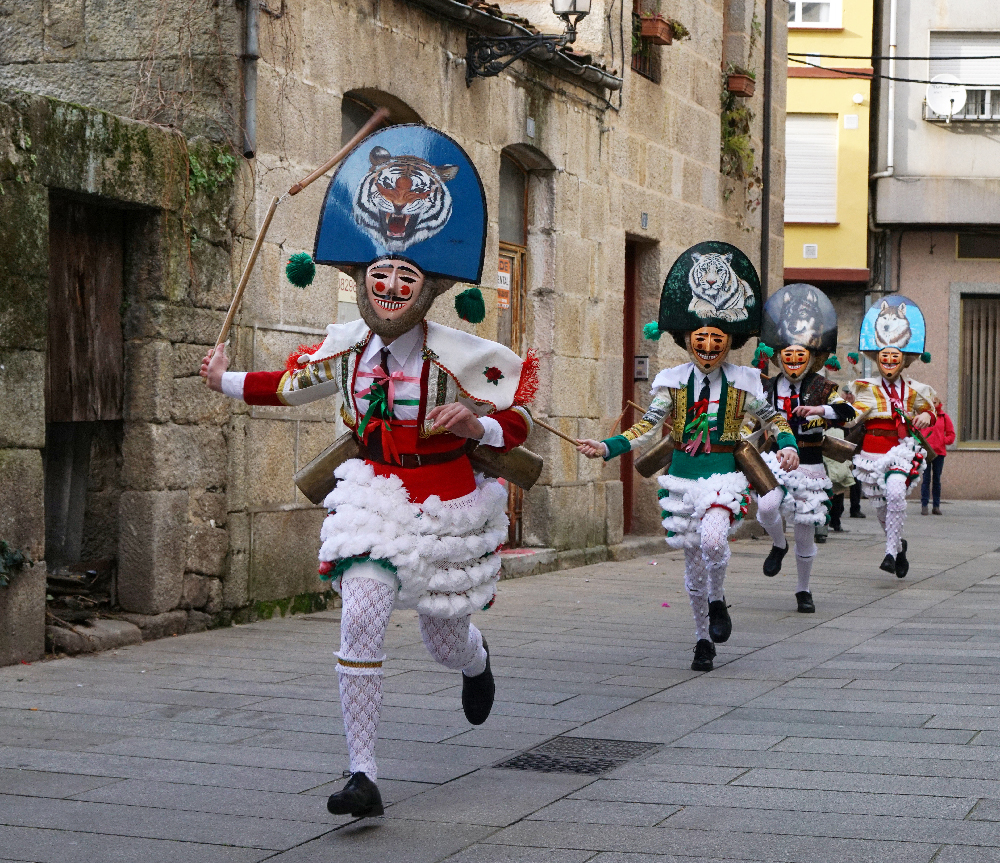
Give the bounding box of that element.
[784,114,839,223]
[787,1,842,28]
[928,32,1000,121]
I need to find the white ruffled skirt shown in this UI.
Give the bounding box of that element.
[658,471,750,550]
[318,459,509,618]
[761,453,832,526]
[852,436,926,503]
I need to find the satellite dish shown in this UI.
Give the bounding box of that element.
[927,73,967,118]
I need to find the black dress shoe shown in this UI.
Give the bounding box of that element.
[895,539,909,579]
[850,510,866,519]
[462,638,495,725]
[763,544,788,577]
[795,591,815,613]
[708,600,732,643]
[691,639,716,672]
[879,553,896,575]
[327,772,384,818]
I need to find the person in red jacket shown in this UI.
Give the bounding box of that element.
[921,398,955,515]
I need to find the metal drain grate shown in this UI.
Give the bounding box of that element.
[495,736,660,776]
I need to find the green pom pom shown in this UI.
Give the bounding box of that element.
[847,351,860,365]
[824,355,841,371]
[752,343,774,368]
[921,351,931,363]
[285,253,316,288]
[454,287,486,324]
[643,321,662,341]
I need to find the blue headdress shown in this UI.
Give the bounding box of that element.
[859,295,927,355]
[313,124,487,284]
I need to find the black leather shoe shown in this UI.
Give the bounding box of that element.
[763,544,788,577]
[895,539,909,579]
[691,639,716,672]
[879,553,896,575]
[795,591,815,613]
[850,509,866,519]
[327,772,384,818]
[462,638,495,725]
[708,600,732,643]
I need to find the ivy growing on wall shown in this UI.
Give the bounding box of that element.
[0,541,31,588]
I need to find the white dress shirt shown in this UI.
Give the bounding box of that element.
[775,376,837,420]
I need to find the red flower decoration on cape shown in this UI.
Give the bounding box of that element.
[484,366,504,385]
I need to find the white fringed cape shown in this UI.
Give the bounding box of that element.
[319,459,508,618]
[853,436,926,502]
[761,453,833,526]
[658,471,750,550]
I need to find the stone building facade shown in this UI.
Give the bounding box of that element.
[0,0,786,662]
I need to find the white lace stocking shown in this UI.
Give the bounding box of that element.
[794,522,816,593]
[419,615,487,677]
[337,578,395,782]
[884,473,908,557]
[684,547,710,642]
[756,487,787,549]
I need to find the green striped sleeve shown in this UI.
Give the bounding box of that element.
[776,432,798,451]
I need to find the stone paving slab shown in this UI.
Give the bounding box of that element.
[0,500,999,862]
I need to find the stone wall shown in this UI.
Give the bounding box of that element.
[0,0,787,662]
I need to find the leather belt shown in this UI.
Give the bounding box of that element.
[358,439,474,469]
[798,440,824,447]
[675,441,736,453]
[866,428,900,438]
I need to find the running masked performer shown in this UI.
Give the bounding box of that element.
[577,243,798,672]
[202,125,536,818]
[745,284,855,613]
[847,296,935,578]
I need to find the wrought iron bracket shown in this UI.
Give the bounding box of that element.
[466,32,572,85]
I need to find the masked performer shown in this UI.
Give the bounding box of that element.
[577,243,797,672]
[746,284,855,613]
[201,125,536,818]
[847,296,935,578]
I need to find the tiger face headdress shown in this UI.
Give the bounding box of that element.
[646,241,763,348]
[314,124,487,285]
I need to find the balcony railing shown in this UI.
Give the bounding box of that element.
[924,89,1000,122]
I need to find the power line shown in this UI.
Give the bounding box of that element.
[788,56,1000,88]
[789,52,1000,61]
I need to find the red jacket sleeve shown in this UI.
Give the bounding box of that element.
[943,412,956,447]
[488,408,529,452]
[242,370,287,406]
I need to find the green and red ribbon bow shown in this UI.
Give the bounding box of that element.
[684,398,714,455]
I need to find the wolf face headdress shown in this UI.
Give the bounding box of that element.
[313,124,487,285]
[858,295,927,356]
[760,283,838,356]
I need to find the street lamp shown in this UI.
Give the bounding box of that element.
[466,0,592,84]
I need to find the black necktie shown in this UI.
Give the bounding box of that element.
[376,348,392,418]
[789,383,800,431]
[698,376,711,404]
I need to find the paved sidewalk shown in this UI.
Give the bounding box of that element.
[2,500,1000,863]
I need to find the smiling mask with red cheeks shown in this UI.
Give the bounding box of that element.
[876,347,905,383]
[687,326,732,374]
[778,346,812,382]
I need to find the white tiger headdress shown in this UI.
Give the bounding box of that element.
[687,251,756,323]
[353,147,458,253]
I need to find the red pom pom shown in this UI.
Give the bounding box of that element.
[513,349,540,406]
[286,341,326,372]
[317,561,332,575]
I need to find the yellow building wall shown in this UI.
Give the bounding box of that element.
[784,0,873,273]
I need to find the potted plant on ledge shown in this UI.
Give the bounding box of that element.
[726,64,756,97]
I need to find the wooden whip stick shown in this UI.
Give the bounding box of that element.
[608,400,647,435]
[214,107,391,347]
[532,416,582,446]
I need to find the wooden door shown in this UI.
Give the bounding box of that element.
[622,243,638,534]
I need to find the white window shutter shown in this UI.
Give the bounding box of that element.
[930,32,1000,87]
[784,114,838,223]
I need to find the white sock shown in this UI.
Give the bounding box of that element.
[419,615,487,677]
[756,488,787,548]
